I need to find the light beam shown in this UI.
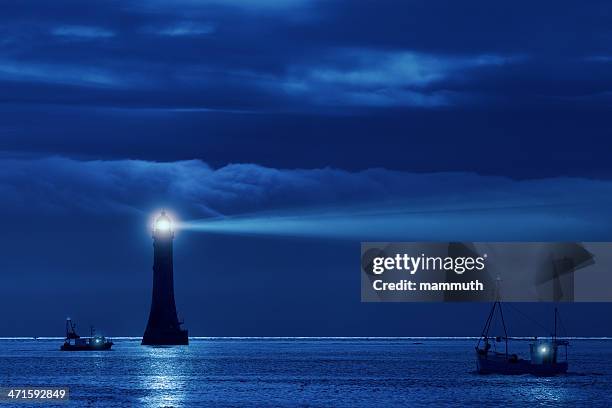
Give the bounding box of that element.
[177,201,594,241]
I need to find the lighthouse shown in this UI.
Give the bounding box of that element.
[142,211,188,345]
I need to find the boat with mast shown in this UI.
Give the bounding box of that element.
[475,301,568,376]
[60,318,113,351]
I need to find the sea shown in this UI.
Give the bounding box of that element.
[0,338,610,407]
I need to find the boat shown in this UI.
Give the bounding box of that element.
[60,318,113,351]
[475,301,568,376]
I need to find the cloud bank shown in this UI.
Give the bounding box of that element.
[2,156,612,240]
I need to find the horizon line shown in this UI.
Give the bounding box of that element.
[1,336,610,340]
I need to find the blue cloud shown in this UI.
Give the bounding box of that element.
[1,156,611,240]
[248,50,521,107]
[0,60,122,87]
[303,51,516,88]
[341,51,515,105]
[1,0,612,179]
[136,0,312,12]
[51,25,115,39]
[1,0,610,112]
[146,21,216,37]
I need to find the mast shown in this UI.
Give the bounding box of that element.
[554,307,558,342]
[499,302,508,359]
[477,301,496,349]
[477,274,508,356]
[65,318,79,340]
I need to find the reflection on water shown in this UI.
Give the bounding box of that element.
[140,346,188,407]
[0,338,610,407]
[527,378,570,405]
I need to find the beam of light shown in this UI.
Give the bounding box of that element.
[177,201,605,241]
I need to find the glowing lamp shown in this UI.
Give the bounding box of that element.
[538,345,548,354]
[154,211,172,233]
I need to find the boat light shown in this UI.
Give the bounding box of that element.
[538,345,548,354]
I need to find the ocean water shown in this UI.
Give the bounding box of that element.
[0,338,610,407]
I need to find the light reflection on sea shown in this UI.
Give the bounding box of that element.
[0,338,610,407]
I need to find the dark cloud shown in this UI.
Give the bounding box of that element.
[1,0,611,111]
[2,156,612,240]
[0,0,611,175]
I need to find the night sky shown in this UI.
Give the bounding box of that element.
[1,0,612,337]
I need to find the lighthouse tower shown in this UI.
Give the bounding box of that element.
[142,211,188,345]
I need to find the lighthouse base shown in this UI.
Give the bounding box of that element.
[142,328,189,346]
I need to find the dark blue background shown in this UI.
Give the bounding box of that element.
[1,0,611,336]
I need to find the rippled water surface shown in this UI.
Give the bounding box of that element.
[0,338,610,407]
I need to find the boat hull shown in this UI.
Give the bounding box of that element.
[60,342,113,351]
[476,352,567,376]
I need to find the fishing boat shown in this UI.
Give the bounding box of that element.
[475,301,568,376]
[60,318,113,351]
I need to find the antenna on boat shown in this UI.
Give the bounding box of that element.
[554,307,558,343]
[494,274,502,301]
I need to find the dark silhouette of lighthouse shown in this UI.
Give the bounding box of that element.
[142,211,188,345]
